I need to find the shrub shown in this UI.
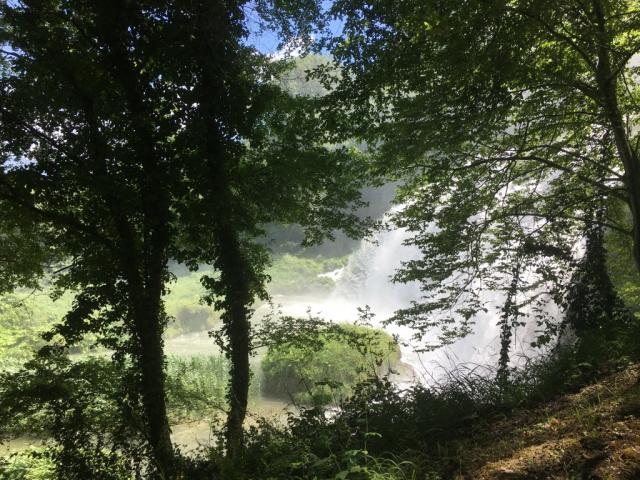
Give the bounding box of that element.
[0,352,145,479]
[0,449,55,480]
[261,324,401,405]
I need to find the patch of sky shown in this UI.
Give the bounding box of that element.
[243,0,344,56]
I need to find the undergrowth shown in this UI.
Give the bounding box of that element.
[181,318,640,480]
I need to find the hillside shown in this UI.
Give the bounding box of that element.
[444,365,640,479]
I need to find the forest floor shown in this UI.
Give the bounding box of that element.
[443,364,640,479]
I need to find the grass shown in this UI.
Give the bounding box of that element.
[450,365,640,479]
[266,253,349,295]
[165,355,263,423]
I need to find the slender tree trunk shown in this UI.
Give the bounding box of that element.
[214,226,252,459]
[498,258,521,385]
[118,234,174,479]
[592,0,640,272]
[191,0,255,456]
[133,295,174,479]
[186,0,258,457]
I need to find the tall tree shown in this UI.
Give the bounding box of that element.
[318,0,639,349]
[1,1,187,475]
[166,1,367,455]
[1,0,366,471]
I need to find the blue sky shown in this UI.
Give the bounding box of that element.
[245,0,343,55]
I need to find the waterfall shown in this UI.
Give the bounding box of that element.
[275,206,561,382]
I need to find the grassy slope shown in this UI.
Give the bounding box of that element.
[440,365,640,480]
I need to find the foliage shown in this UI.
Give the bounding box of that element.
[237,400,423,479]
[214,286,640,479]
[2,0,640,476]
[278,54,332,98]
[165,355,228,423]
[0,351,144,479]
[0,297,47,370]
[236,320,639,479]
[261,324,400,405]
[0,0,198,471]
[165,355,262,423]
[0,203,56,295]
[0,352,256,434]
[164,271,220,338]
[3,273,638,479]
[0,0,369,465]
[317,0,640,352]
[0,353,265,477]
[0,449,55,480]
[606,203,640,311]
[563,219,638,346]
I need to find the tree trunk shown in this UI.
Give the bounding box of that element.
[82,94,175,478]
[187,0,257,457]
[134,299,174,479]
[214,226,252,459]
[119,237,175,479]
[592,0,640,273]
[93,5,176,473]
[598,76,640,273]
[498,258,521,385]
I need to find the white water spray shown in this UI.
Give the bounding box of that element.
[274,206,561,382]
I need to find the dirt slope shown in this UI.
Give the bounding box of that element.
[450,365,640,479]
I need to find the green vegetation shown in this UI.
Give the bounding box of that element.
[164,272,219,338]
[262,324,400,405]
[166,355,262,423]
[266,254,348,295]
[606,205,640,312]
[0,0,367,467]
[1,0,640,478]
[0,449,55,480]
[321,0,640,353]
[234,317,640,480]
[0,298,46,371]
[0,353,263,435]
[0,252,346,356]
[166,355,230,421]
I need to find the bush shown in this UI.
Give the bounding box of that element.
[261,324,401,405]
[0,449,55,480]
[0,352,145,479]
